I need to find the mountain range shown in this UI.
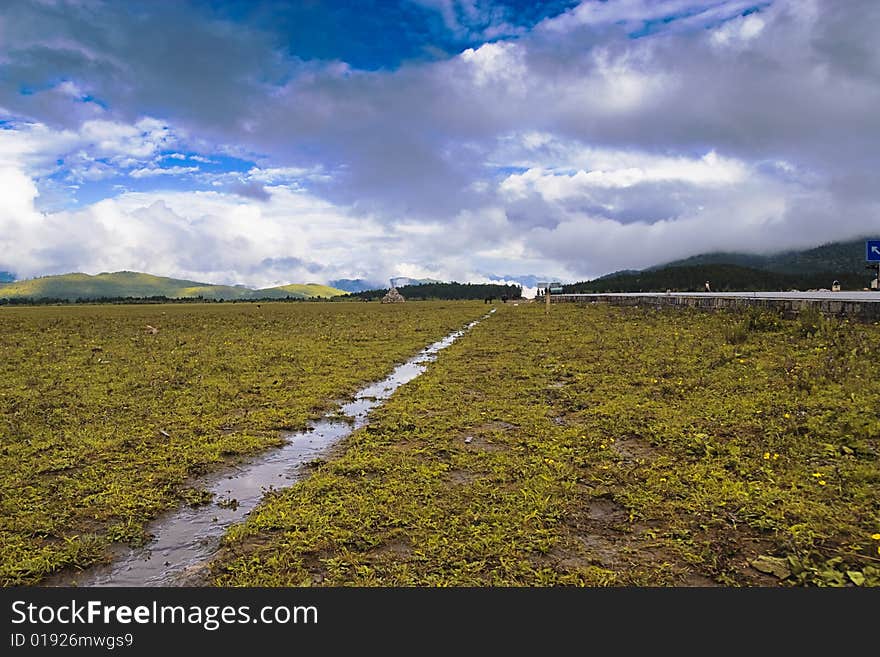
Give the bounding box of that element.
[651,239,874,276]
[0,271,345,301]
[565,239,879,293]
[329,277,443,292]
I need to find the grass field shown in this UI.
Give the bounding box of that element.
[0,301,483,585]
[211,303,880,586]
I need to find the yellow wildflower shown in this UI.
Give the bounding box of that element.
[870,533,880,540]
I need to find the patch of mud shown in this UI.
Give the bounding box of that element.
[563,496,632,564]
[686,526,781,586]
[459,420,516,452]
[477,420,517,432]
[611,433,657,462]
[680,571,719,587]
[447,469,478,485]
[553,494,722,586]
[463,435,507,452]
[584,498,628,523]
[368,538,412,560]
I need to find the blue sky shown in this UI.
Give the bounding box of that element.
[200,0,581,69]
[1,0,878,289]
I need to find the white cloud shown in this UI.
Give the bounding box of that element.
[500,150,750,201]
[3,0,880,284]
[129,165,199,178]
[0,122,79,173]
[542,0,761,34]
[460,42,526,92]
[711,12,766,48]
[78,118,175,160]
[0,117,182,184]
[246,166,328,183]
[0,160,544,287]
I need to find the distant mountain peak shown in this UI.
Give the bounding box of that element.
[330,278,379,293]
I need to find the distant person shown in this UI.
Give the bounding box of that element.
[704,281,711,292]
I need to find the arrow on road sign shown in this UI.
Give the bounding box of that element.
[873,247,880,256]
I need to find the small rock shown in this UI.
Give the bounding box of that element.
[750,555,791,579]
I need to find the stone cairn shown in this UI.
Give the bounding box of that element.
[382,285,406,303]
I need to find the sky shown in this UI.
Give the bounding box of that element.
[1,0,879,291]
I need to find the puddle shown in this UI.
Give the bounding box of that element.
[59,310,494,586]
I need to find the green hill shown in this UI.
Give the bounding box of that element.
[0,271,345,302]
[654,239,874,276]
[566,239,880,293]
[254,283,346,299]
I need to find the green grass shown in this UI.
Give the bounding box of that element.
[211,303,880,586]
[0,301,483,585]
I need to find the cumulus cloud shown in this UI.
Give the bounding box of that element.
[2,0,880,284]
[0,142,539,287]
[500,151,748,201]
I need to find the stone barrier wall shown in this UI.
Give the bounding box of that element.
[551,294,880,322]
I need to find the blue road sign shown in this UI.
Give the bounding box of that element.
[867,240,880,262]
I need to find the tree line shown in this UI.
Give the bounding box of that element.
[0,295,333,306]
[563,264,872,293]
[348,282,523,301]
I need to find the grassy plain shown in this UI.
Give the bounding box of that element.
[0,301,483,585]
[213,303,880,586]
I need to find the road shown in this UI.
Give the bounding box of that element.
[554,291,880,303]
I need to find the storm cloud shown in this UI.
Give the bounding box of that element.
[1,0,878,286]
